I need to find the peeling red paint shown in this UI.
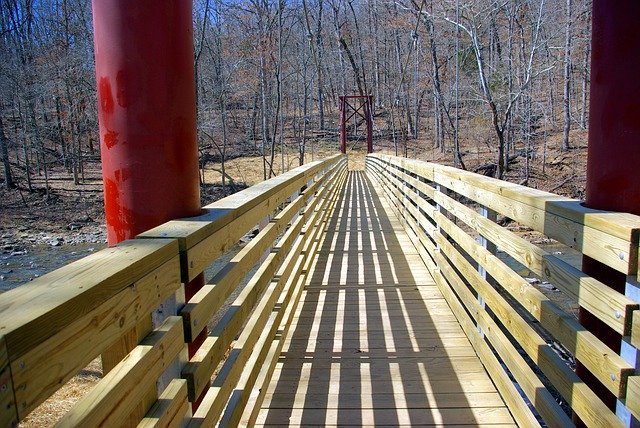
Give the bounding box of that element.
[98,77,114,114]
[104,130,119,149]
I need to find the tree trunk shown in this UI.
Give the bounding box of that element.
[580,34,590,129]
[562,0,573,151]
[0,115,15,189]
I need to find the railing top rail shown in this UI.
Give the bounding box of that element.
[0,238,179,361]
[369,153,640,243]
[369,153,640,276]
[139,154,343,250]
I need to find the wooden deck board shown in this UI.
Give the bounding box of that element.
[258,171,514,426]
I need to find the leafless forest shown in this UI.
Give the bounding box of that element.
[0,0,591,197]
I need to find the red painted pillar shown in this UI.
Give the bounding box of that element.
[92,0,208,408]
[339,96,347,154]
[92,1,201,245]
[579,0,640,417]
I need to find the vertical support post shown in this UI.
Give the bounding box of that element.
[92,1,201,245]
[339,96,347,154]
[92,0,203,413]
[477,206,497,337]
[581,1,640,424]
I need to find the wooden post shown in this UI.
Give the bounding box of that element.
[477,206,497,337]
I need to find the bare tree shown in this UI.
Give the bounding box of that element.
[428,0,547,178]
[562,0,572,151]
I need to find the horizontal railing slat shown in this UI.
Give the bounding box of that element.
[56,316,184,427]
[12,255,181,418]
[138,379,189,428]
[189,161,347,426]
[0,239,179,363]
[139,156,342,249]
[367,154,638,427]
[373,156,637,335]
[370,158,607,426]
[371,153,639,275]
[223,168,348,427]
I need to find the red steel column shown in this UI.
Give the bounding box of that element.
[580,0,640,416]
[92,1,201,245]
[339,96,347,153]
[92,0,208,408]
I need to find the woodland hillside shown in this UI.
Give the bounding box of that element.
[1,0,591,223]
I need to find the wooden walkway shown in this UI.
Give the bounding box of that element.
[256,171,515,427]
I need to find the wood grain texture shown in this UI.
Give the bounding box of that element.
[0,336,18,428]
[189,165,347,425]
[0,238,178,363]
[626,376,640,421]
[431,184,636,335]
[239,168,349,428]
[139,155,345,250]
[369,157,633,398]
[56,316,184,428]
[370,154,640,275]
[632,310,640,349]
[12,256,180,418]
[368,165,547,427]
[138,379,189,428]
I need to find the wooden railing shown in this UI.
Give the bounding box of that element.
[367,153,640,427]
[0,154,347,427]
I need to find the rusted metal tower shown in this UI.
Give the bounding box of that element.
[339,95,374,154]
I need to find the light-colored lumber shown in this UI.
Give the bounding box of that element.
[56,316,184,428]
[139,155,344,249]
[139,156,346,282]
[256,407,515,426]
[12,256,180,417]
[138,379,189,428]
[191,245,302,423]
[371,158,633,398]
[627,376,640,421]
[262,391,506,409]
[370,153,640,244]
[368,157,624,427]
[433,207,632,397]
[632,310,640,348]
[259,171,514,427]
[424,237,569,427]
[0,336,18,428]
[188,165,347,424]
[183,214,306,400]
[182,187,312,341]
[183,161,345,400]
[431,183,636,335]
[376,153,639,275]
[0,238,178,362]
[238,169,348,427]
[367,166,546,427]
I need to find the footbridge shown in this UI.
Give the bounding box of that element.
[1,154,640,427]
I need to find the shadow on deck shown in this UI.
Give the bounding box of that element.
[258,171,514,426]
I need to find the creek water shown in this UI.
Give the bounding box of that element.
[0,242,106,292]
